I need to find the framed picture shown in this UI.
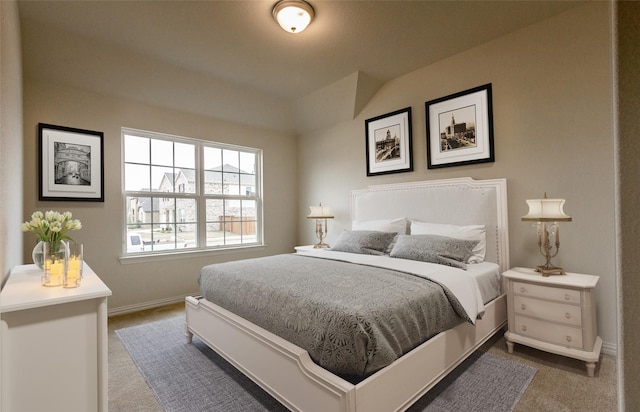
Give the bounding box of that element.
[39,123,104,202]
[365,107,413,176]
[425,83,494,169]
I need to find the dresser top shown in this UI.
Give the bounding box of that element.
[503,267,599,288]
[1,263,112,313]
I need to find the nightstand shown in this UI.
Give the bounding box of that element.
[503,267,602,377]
[294,245,317,252]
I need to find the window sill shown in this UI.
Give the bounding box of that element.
[118,244,266,265]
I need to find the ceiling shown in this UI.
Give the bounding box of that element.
[17,1,586,132]
[18,1,585,101]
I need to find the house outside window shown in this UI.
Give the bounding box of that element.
[122,128,262,255]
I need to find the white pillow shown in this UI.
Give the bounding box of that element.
[410,221,486,263]
[352,217,407,235]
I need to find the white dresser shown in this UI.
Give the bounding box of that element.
[1,263,112,411]
[503,267,602,377]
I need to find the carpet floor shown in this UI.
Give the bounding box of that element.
[117,315,536,411]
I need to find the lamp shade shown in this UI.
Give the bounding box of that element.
[272,0,314,33]
[307,203,333,219]
[522,198,572,222]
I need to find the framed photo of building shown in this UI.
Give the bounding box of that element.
[425,84,494,169]
[39,123,104,202]
[365,107,413,176]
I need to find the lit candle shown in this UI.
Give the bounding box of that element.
[51,260,64,286]
[68,257,80,270]
[50,260,63,276]
[65,256,82,287]
[65,275,77,287]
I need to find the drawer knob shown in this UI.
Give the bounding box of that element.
[521,304,526,311]
[520,287,527,294]
[564,294,571,301]
[566,336,572,342]
[521,325,527,332]
[565,312,571,319]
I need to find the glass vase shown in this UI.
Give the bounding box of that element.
[42,240,67,287]
[64,243,83,288]
[32,240,45,270]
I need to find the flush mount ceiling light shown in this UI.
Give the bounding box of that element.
[272,0,314,34]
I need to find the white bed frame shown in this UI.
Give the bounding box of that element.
[186,177,509,412]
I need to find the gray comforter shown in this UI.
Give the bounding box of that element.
[198,253,469,377]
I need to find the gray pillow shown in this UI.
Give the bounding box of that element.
[330,230,398,255]
[389,234,480,270]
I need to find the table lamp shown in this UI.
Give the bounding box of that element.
[521,194,572,276]
[307,203,334,248]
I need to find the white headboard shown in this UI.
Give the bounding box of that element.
[351,177,509,273]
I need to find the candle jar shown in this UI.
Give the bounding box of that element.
[64,243,83,288]
[42,241,67,287]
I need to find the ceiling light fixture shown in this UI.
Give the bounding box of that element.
[272,0,314,34]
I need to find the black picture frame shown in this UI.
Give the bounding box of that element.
[365,107,413,176]
[38,123,105,202]
[425,84,494,169]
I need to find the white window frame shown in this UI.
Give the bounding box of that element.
[120,127,263,261]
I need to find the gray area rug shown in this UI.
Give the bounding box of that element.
[116,316,536,412]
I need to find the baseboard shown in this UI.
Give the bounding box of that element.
[107,293,196,317]
[601,340,617,357]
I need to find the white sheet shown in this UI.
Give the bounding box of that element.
[297,249,500,324]
[468,261,502,304]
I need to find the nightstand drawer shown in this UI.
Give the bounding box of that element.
[514,295,582,326]
[514,315,584,349]
[513,281,581,304]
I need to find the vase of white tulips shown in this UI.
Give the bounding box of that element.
[22,211,82,273]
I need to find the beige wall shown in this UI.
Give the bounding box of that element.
[22,81,298,310]
[298,3,618,350]
[0,0,24,283]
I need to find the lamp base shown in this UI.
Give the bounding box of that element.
[535,265,566,277]
[313,242,330,249]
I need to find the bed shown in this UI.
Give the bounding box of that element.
[185,177,509,412]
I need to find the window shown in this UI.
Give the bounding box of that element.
[122,128,262,255]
